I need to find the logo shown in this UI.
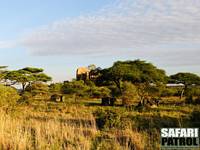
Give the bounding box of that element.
[161,128,199,149]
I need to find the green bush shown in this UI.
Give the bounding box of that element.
[94,109,124,130]
[161,88,178,97]
[122,82,139,106]
[94,108,133,131]
[109,85,121,97]
[90,86,111,98]
[0,84,20,107]
[49,83,63,94]
[62,80,111,99]
[62,80,90,97]
[192,87,200,96]
[23,82,50,101]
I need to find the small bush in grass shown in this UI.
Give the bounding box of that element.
[94,109,131,130]
[122,82,139,106]
[94,109,121,130]
[0,84,20,107]
[90,86,111,98]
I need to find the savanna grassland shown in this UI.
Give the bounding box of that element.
[0,97,199,150]
[1,60,200,150]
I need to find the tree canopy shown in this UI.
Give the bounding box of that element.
[4,67,52,91]
[170,72,200,85]
[97,60,167,91]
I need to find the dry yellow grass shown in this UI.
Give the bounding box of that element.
[0,105,145,150]
[0,100,197,150]
[0,108,96,150]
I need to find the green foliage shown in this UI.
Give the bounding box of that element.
[0,84,20,107]
[22,67,43,73]
[146,84,165,98]
[94,109,124,130]
[161,88,179,97]
[62,80,111,99]
[0,66,7,69]
[121,82,139,106]
[97,60,167,92]
[62,80,90,97]
[108,84,121,97]
[191,87,200,96]
[90,86,111,98]
[185,87,200,104]
[170,72,200,85]
[33,73,52,82]
[4,67,52,91]
[21,82,50,101]
[0,66,7,81]
[49,83,63,94]
[26,82,49,95]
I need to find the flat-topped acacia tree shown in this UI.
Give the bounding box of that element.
[4,67,52,92]
[170,72,200,99]
[97,60,167,92]
[170,72,200,85]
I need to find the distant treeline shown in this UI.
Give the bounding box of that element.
[0,59,200,107]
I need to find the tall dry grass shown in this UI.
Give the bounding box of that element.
[0,107,145,150]
[0,108,97,150]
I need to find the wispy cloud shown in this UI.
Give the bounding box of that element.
[21,0,200,60]
[0,41,17,49]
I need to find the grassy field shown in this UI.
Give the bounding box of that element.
[0,97,199,150]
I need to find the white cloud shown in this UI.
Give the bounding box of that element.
[21,0,200,65]
[0,41,16,49]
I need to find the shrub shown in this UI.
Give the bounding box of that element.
[109,85,121,97]
[0,84,20,107]
[161,88,178,97]
[90,86,111,98]
[191,87,200,97]
[49,83,63,94]
[185,87,198,104]
[122,82,139,106]
[94,109,125,130]
[23,82,50,100]
[62,80,90,97]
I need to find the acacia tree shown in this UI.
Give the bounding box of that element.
[170,72,200,85]
[170,72,200,100]
[4,67,52,92]
[97,60,167,93]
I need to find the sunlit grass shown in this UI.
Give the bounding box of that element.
[0,98,199,150]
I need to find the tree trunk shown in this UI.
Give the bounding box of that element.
[180,89,184,100]
[22,83,27,92]
[114,80,121,94]
[180,84,187,100]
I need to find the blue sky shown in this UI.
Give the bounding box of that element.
[0,0,200,82]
